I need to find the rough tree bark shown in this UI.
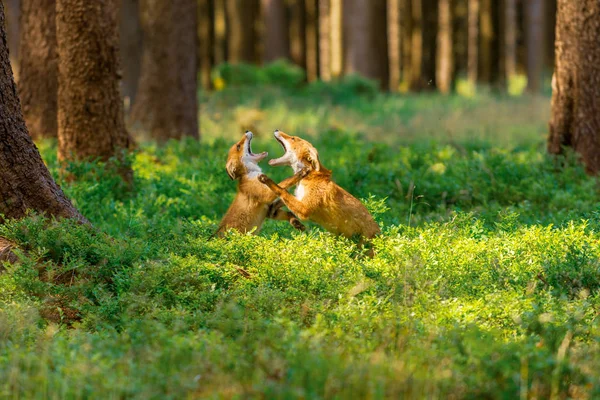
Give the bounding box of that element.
[0,2,86,223]
[18,0,57,139]
[344,0,388,88]
[467,0,478,85]
[131,0,199,141]
[318,0,331,81]
[119,0,143,109]
[548,0,600,174]
[56,0,132,165]
[225,0,259,63]
[436,0,452,93]
[526,0,544,92]
[387,0,401,91]
[262,0,289,62]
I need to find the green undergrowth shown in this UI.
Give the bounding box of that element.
[1,87,600,398]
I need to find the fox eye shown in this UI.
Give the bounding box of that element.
[236,144,241,151]
[291,138,295,141]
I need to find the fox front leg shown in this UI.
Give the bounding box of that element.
[268,200,306,231]
[277,168,310,190]
[258,174,312,220]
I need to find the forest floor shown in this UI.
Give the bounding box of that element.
[1,81,600,398]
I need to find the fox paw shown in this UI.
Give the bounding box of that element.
[258,174,271,184]
[290,218,306,231]
[299,168,310,178]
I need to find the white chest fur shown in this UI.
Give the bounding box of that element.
[295,183,305,200]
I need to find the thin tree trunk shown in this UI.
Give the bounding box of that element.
[421,0,437,90]
[409,0,422,90]
[479,0,492,83]
[214,0,227,64]
[262,0,289,62]
[226,0,259,63]
[305,0,318,81]
[131,0,199,141]
[56,0,132,168]
[289,0,306,70]
[119,0,143,110]
[344,0,388,88]
[387,0,401,91]
[436,0,452,93]
[318,0,331,81]
[199,0,214,89]
[526,0,544,92]
[0,2,86,223]
[467,0,479,85]
[504,0,517,80]
[544,0,557,71]
[401,0,412,87]
[329,0,342,78]
[5,0,19,79]
[18,0,57,139]
[548,0,600,174]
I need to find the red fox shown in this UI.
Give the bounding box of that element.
[215,131,305,237]
[258,130,380,242]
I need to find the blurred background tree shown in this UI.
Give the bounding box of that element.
[8,0,600,173]
[4,0,558,96]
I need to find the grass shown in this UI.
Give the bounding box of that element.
[1,71,600,398]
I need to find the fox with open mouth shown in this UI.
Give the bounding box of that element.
[258,130,380,245]
[215,131,305,237]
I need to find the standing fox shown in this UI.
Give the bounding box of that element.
[215,131,305,237]
[258,130,380,241]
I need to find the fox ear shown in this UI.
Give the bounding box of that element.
[306,147,321,171]
[226,160,238,180]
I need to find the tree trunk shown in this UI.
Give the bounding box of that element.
[544,0,557,71]
[289,0,306,70]
[17,0,57,140]
[548,0,600,174]
[344,0,388,88]
[0,2,86,223]
[318,0,331,81]
[401,0,412,87]
[131,0,199,141]
[329,0,342,78]
[409,0,422,90]
[422,0,437,89]
[262,0,289,62]
[387,0,401,91]
[526,0,544,92]
[504,0,517,80]
[5,0,19,80]
[225,0,259,63]
[119,0,143,110]
[199,0,214,90]
[478,0,492,83]
[305,0,318,81]
[56,0,132,166]
[436,0,452,93]
[467,0,478,85]
[214,0,227,65]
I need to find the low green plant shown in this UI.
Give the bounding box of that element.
[1,83,599,399]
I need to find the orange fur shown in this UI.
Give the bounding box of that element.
[259,131,380,240]
[215,132,305,237]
